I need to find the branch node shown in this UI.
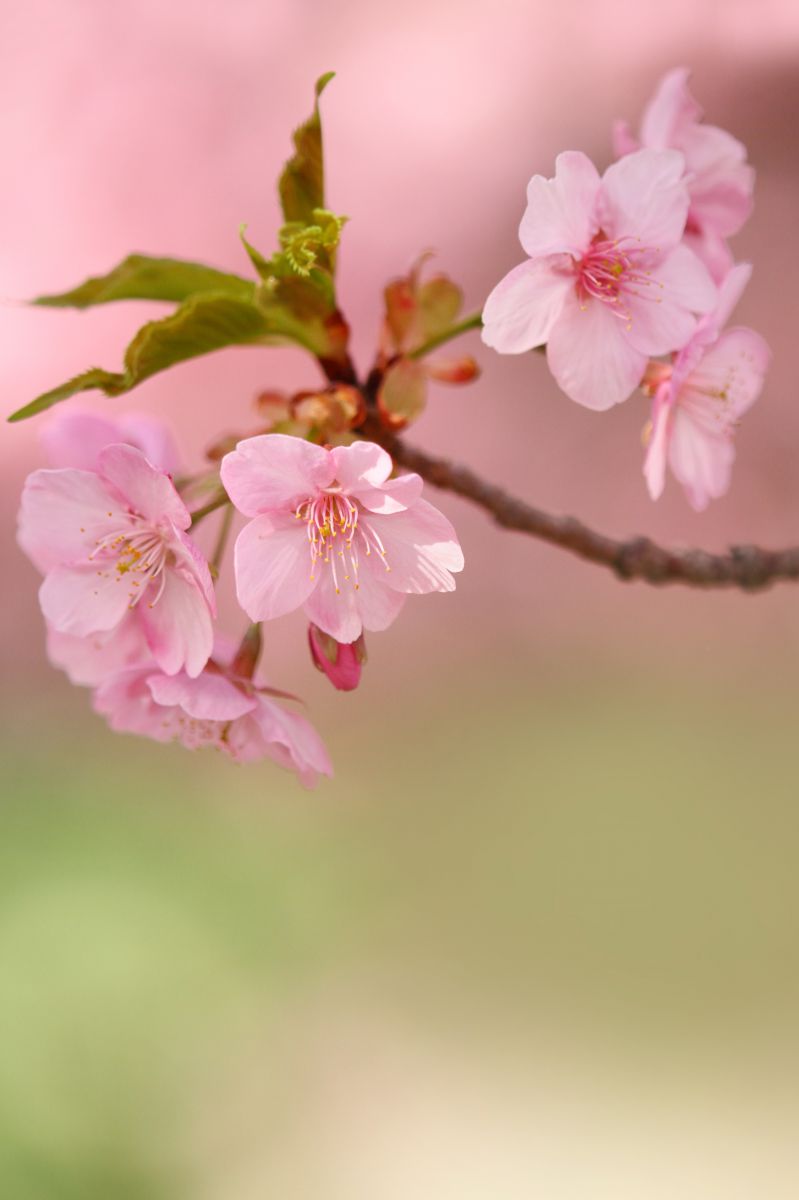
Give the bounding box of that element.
[730,544,773,592]
[614,537,669,583]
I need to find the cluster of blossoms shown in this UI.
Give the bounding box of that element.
[13,67,774,786]
[17,410,464,785]
[482,67,770,509]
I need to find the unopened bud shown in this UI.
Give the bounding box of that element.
[426,356,480,384]
[254,390,293,427]
[327,384,366,429]
[308,624,366,691]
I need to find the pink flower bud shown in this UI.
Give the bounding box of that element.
[308,623,366,691]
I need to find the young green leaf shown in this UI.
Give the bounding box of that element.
[239,225,274,282]
[33,254,256,308]
[8,368,127,422]
[9,286,350,422]
[278,72,335,225]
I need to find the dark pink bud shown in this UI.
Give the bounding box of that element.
[308,624,366,691]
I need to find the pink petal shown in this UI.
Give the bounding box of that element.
[654,243,717,314]
[481,257,572,354]
[643,384,673,501]
[117,413,180,473]
[329,442,424,513]
[350,473,424,515]
[612,119,640,158]
[229,699,333,787]
[46,618,151,686]
[147,671,255,720]
[41,409,180,473]
[40,562,135,635]
[623,244,715,357]
[42,411,130,470]
[329,441,393,490]
[17,468,122,573]
[233,512,316,622]
[672,259,748,372]
[600,149,689,249]
[668,407,734,512]
[640,67,702,149]
[172,528,217,615]
[93,668,176,742]
[220,434,334,517]
[682,327,770,423]
[137,569,213,677]
[98,444,190,528]
[681,124,754,237]
[303,561,406,642]
[519,151,600,258]
[361,500,464,595]
[683,227,734,286]
[546,293,647,410]
[708,262,752,333]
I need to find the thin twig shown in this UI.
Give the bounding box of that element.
[210,501,235,574]
[190,490,229,526]
[408,312,483,360]
[371,429,799,592]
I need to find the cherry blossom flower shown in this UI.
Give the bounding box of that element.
[42,407,180,473]
[18,443,215,677]
[613,68,755,282]
[93,656,333,787]
[481,149,717,410]
[643,263,770,510]
[220,435,464,644]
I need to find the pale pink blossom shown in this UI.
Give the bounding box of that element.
[220,436,464,644]
[46,622,152,686]
[613,68,755,282]
[308,623,366,691]
[481,149,717,410]
[42,408,180,473]
[18,444,215,677]
[93,654,333,787]
[643,263,770,511]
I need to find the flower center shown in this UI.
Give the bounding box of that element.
[575,234,659,326]
[295,490,390,594]
[89,515,170,608]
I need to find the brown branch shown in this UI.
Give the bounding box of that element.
[371,428,799,591]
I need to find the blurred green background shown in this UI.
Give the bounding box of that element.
[3,655,799,1198]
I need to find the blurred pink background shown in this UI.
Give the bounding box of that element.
[4,0,799,699]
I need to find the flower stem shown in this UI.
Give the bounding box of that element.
[210,502,235,575]
[407,311,483,360]
[190,490,229,526]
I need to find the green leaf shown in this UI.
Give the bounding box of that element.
[33,254,256,308]
[8,369,126,422]
[9,286,351,423]
[278,72,335,225]
[123,292,278,384]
